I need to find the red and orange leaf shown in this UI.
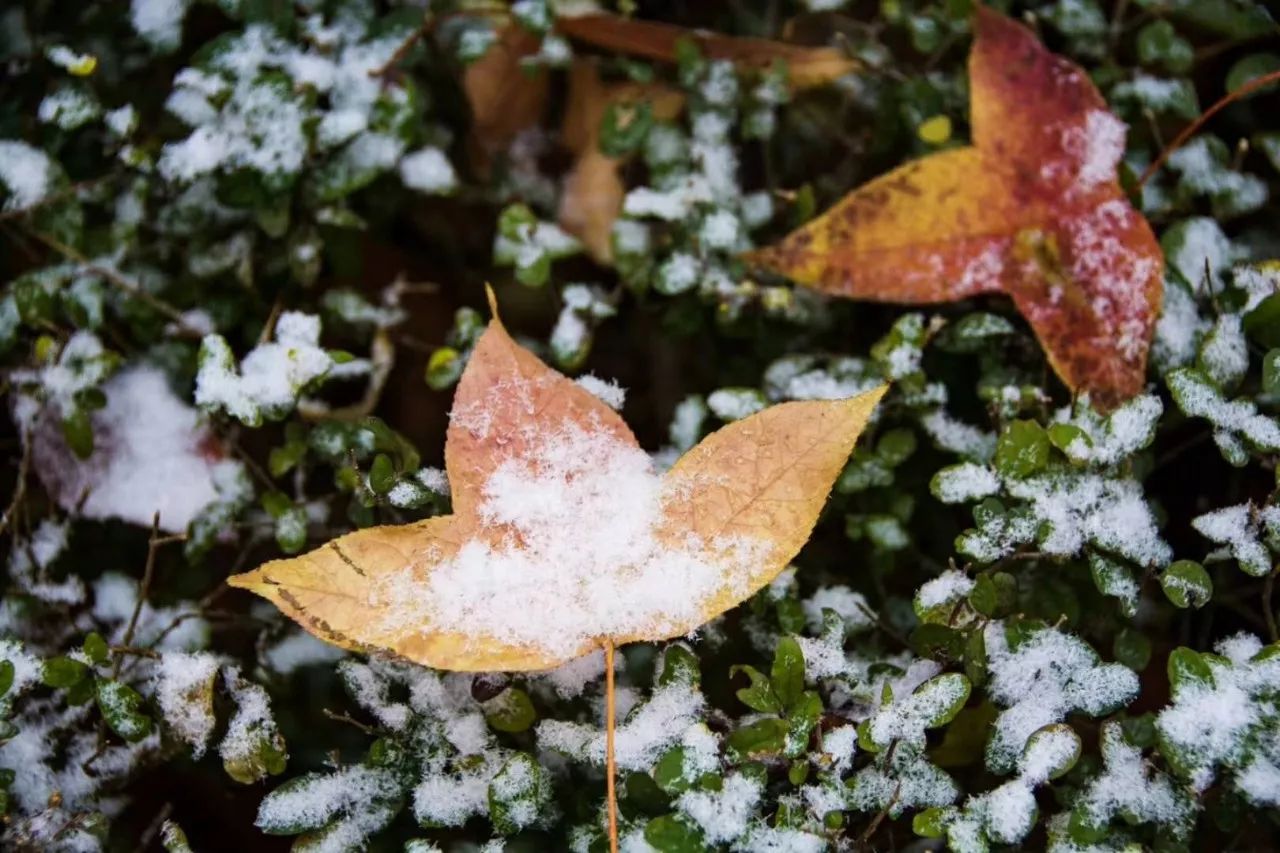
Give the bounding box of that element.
[748,7,1163,409]
[229,292,884,671]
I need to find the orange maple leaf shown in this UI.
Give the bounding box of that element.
[747,8,1163,410]
[228,290,883,672]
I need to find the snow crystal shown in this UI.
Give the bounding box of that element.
[1078,721,1194,828]
[538,681,704,771]
[1075,110,1127,189]
[1169,216,1237,291]
[708,388,765,421]
[1168,368,1280,452]
[105,105,138,138]
[920,409,996,461]
[1191,502,1279,577]
[399,146,457,194]
[932,463,1000,502]
[657,252,701,294]
[916,570,975,610]
[536,650,608,699]
[736,826,827,852]
[669,395,708,452]
[257,764,400,837]
[1004,472,1171,567]
[263,630,346,674]
[677,773,762,843]
[219,666,284,772]
[699,210,741,252]
[370,415,767,659]
[1018,726,1079,785]
[802,586,875,634]
[575,374,626,410]
[26,365,235,531]
[983,623,1137,772]
[154,651,219,757]
[1200,314,1248,388]
[1051,394,1162,467]
[131,0,190,50]
[38,86,100,129]
[196,311,333,423]
[0,640,42,697]
[0,140,53,211]
[1169,136,1268,216]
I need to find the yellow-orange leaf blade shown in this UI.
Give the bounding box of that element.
[227,516,579,670]
[643,385,886,641]
[746,147,1017,301]
[445,299,638,519]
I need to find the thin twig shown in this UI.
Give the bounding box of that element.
[115,513,165,678]
[604,639,619,853]
[1138,69,1280,189]
[26,229,203,336]
[0,430,32,539]
[323,708,379,734]
[858,782,900,847]
[1264,566,1278,643]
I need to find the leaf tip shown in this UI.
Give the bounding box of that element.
[484,282,501,321]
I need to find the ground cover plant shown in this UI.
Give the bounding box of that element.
[1,0,1279,851]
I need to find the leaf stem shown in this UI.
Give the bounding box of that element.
[1137,69,1280,190]
[604,639,619,853]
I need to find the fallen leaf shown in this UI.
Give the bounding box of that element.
[556,14,859,90]
[558,62,684,262]
[747,8,1163,409]
[462,26,549,173]
[230,290,884,671]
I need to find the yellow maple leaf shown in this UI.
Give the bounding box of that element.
[228,290,883,672]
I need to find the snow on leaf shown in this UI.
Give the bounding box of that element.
[228,289,884,671]
[747,8,1163,410]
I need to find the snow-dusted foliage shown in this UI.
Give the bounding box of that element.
[3,0,1280,849]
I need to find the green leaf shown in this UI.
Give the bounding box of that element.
[658,644,700,687]
[994,420,1050,479]
[1112,627,1152,671]
[644,815,705,853]
[771,637,805,713]
[1226,53,1280,95]
[368,453,396,494]
[1167,647,1215,696]
[488,753,550,834]
[0,660,13,697]
[95,679,152,742]
[968,572,1016,617]
[1136,20,1194,74]
[42,656,89,688]
[915,673,971,729]
[653,747,694,795]
[484,687,537,733]
[1161,560,1213,609]
[425,347,464,390]
[731,665,780,714]
[61,408,95,459]
[1161,0,1277,40]
[1244,294,1280,348]
[726,718,790,762]
[875,428,917,467]
[83,632,109,665]
[1264,350,1280,395]
[599,100,654,157]
[1047,422,1089,456]
[626,770,671,816]
[913,806,951,838]
[1023,724,1081,781]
